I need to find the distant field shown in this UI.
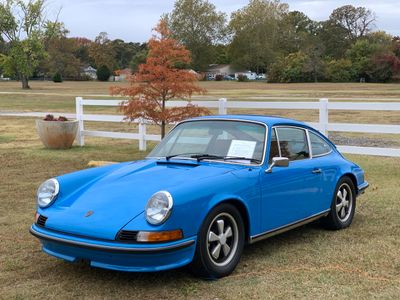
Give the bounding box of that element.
[1,80,399,147]
[1,80,400,113]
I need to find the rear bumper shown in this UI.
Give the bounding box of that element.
[30,224,197,272]
[357,181,369,196]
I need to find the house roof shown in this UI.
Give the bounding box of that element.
[115,68,132,75]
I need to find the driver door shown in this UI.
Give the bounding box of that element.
[259,127,323,233]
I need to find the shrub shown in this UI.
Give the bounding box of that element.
[43,114,55,121]
[96,65,111,81]
[326,59,356,82]
[43,114,69,121]
[52,72,63,83]
[237,74,248,82]
[215,74,224,81]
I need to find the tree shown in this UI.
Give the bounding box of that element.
[165,0,227,71]
[325,59,355,82]
[318,19,352,59]
[40,21,82,79]
[111,39,141,69]
[111,21,209,138]
[89,32,115,71]
[229,0,288,73]
[278,11,317,55]
[96,65,111,81]
[0,0,48,89]
[129,44,148,72]
[329,5,375,40]
[346,32,393,81]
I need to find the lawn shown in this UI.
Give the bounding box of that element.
[0,81,400,298]
[0,116,400,299]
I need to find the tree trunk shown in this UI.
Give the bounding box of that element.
[161,98,166,138]
[21,76,30,89]
[161,121,166,138]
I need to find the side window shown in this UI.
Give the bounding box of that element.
[268,128,280,163]
[309,131,332,157]
[275,127,310,161]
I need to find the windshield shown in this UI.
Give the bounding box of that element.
[148,120,267,164]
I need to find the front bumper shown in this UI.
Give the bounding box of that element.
[30,224,197,272]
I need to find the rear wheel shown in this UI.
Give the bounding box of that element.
[191,203,245,279]
[322,177,356,230]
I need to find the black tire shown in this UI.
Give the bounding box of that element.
[322,176,356,230]
[190,203,245,279]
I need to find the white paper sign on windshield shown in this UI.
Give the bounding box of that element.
[227,140,256,158]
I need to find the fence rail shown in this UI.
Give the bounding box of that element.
[1,98,398,157]
[73,97,400,157]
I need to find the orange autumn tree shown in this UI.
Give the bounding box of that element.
[111,21,209,137]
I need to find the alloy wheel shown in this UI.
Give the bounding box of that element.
[336,183,353,223]
[206,212,239,267]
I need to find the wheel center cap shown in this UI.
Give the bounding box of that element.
[220,235,226,245]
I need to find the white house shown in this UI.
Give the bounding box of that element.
[81,66,97,80]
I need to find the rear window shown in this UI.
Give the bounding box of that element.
[309,131,332,157]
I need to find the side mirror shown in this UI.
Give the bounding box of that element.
[265,157,289,173]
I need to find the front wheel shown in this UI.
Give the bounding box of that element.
[190,203,245,279]
[322,177,356,230]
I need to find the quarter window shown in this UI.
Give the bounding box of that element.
[275,127,310,161]
[309,131,332,157]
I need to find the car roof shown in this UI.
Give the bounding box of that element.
[189,114,310,128]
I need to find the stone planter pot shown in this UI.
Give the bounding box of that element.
[36,119,78,149]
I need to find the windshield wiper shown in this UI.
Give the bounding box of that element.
[165,153,203,161]
[192,154,261,164]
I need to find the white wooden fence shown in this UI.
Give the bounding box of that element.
[75,97,400,157]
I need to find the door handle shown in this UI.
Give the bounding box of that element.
[312,168,322,174]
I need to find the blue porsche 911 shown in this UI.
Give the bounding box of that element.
[30,115,368,278]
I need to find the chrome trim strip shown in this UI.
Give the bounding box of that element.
[147,118,269,167]
[249,209,330,244]
[29,226,195,253]
[306,129,313,158]
[274,127,282,158]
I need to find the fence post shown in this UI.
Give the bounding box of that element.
[138,118,146,151]
[319,98,329,137]
[75,97,85,146]
[218,98,227,115]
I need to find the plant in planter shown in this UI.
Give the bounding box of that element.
[36,115,78,149]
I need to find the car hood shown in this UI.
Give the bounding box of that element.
[43,159,242,240]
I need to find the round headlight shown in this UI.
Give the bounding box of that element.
[37,178,59,208]
[145,191,173,225]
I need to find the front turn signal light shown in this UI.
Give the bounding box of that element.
[136,230,183,243]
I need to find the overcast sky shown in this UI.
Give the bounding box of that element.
[49,0,400,42]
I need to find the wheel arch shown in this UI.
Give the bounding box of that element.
[340,173,358,193]
[207,197,251,243]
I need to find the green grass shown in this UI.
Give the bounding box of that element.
[0,116,400,299]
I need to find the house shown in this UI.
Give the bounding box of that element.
[114,68,132,82]
[81,66,97,80]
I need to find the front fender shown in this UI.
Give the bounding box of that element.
[122,167,261,238]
